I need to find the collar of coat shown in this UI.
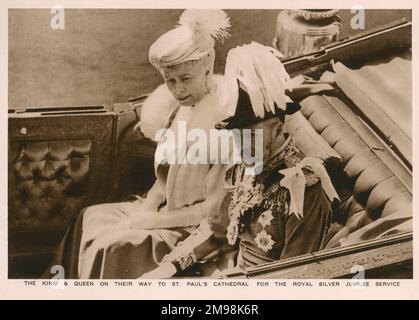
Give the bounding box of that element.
[139,74,226,141]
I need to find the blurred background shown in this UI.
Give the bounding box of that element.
[8,9,411,109]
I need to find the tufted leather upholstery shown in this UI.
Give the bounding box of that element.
[8,111,122,278]
[296,95,412,248]
[8,103,159,278]
[10,140,91,231]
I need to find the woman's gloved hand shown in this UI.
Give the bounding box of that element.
[125,210,160,230]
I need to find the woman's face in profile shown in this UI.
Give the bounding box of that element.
[162,59,208,106]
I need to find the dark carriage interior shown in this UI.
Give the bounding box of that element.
[8,10,412,279]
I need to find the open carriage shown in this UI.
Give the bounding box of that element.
[8,18,412,279]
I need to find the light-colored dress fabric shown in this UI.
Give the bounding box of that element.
[77,75,228,279]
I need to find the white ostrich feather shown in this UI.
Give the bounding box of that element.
[178,9,231,44]
[222,42,291,118]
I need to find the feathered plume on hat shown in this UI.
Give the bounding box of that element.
[177,9,231,44]
[221,42,292,118]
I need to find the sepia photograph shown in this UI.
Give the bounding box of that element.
[2,1,417,300]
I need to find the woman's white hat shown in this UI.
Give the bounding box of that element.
[149,9,231,69]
